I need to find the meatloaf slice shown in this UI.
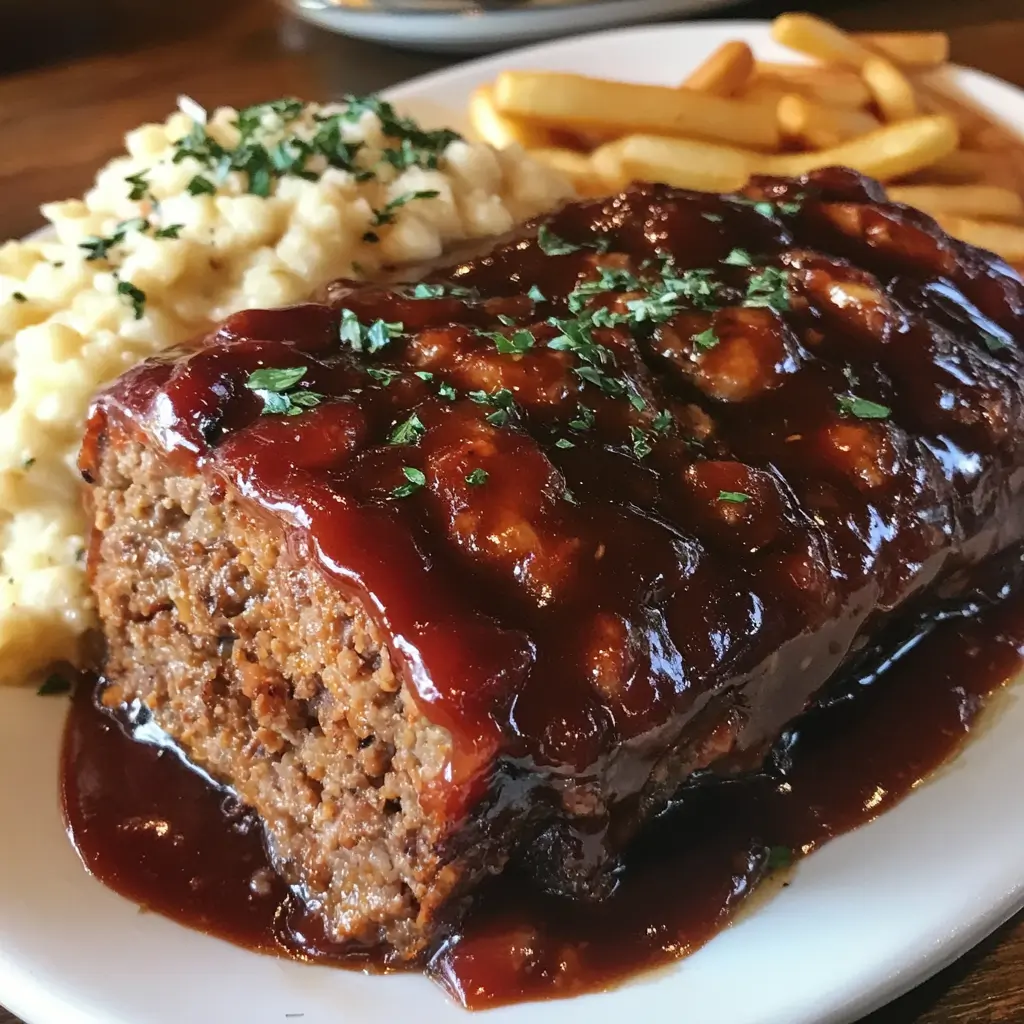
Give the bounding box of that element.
[81,169,1024,961]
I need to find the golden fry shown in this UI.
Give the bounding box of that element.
[754,62,872,109]
[914,79,997,147]
[492,71,780,150]
[770,13,877,68]
[777,93,881,149]
[756,115,959,182]
[468,84,554,150]
[854,31,950,69]
[681,41,755,96]
[887,184,1024,221]
[527,148,614,196]
[862,56,919,122]
[934,214,1024,263]
[589,139,633,190]
[617,134,755,192]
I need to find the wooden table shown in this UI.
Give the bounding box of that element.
[2,0,1023,1020]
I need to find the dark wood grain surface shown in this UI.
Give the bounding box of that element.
[2,0,1023,1020]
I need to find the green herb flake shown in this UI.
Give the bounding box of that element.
[569,404,595,431]
[702,212,724,223]
[125,171,151,201]
[116,280,147,320]
[391,466,427,499]
[555,437,575,449]
[414,371,434,381]
[652,409,673,433]
[22,457,36,469]
[563,486,578,505]
[692,327,718,351]
[766,845,794,870]
[367,367,401,386]
[981,330,1011,354]
[154,224,184,240]
[723,248,753,267]
[412,283,445,299]
[718,490,750,504]
[79,225,127,262]
[537,225,581,256]
[389,412,426,446]
[11,291,27,303]
[630,426,653,459]
[338,309,403,354]
[744,266,790,313]
[837,394,891,420]
[465,468,489,487]
[186,175,217,196]
[437,382,457,401]
[627,392,647,413]
[37,673,71,696]
[488,328,535,356]
[527,284,546,303]
[245,365,324,417]
[370,189,440,228]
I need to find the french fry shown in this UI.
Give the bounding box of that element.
[887,184,1024,221]
[914,79,997,147]
[527,148,614,196]
[770,13,877,69]
[777,93,882,149]
[862,56,918,122]
[589,139,633,190]
[899,148,990,184]
[854,31,950,69]
[934,214,1024,263]
[754,62,872,109]
[682,41,755,96]
[756,114,959,182]
[617,135,755,192]
[492,71,780,150]
[739,80,793,112]
[468,84,554,150]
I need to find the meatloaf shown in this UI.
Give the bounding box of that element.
[80,168,1024,962]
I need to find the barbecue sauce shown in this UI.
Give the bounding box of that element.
[62,583,1024,1009]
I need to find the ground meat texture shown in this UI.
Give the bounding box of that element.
[81,171,1024,961]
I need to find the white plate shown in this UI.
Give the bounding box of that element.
[289,0,742,55]
[4,20,1024,1024]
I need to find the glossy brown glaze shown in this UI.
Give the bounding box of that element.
[80,169,1024,904]
[62,563,1024,1007]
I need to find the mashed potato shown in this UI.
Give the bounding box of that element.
[0,96,571,684]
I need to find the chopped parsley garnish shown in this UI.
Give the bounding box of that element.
[627,391,647,413]
[652,409,673,433]
[837,394,891,420]
[692,327,718,350]
[341,94,461,171]
[408,281,477,301]
[527,284,546,303]
[737,196,802,219]
[338,309,403,353]
[630,426,653,459]
[125,171,151,201]
[981,329,1010,354]
[370,189,440,227]
[569,403,595,431]
[116,280,146,319]
[245,365,324,416]
[537,225,581,256]
[469,387,515,426]
[718,490,750,503]
[23,457,35,469]
[37,673,71,696]
[414,371,433,380]
[465,468,489,486]
[389,412,426,445]
[368,367,401,385]
[562,486,578,505]
[702,212,723,223]
[723,248,752,267]
[154,224,184,239]
[766,845,794,870]
[437,381,457,401]
[575,365,626,396]
[79,224,130,261]
[744,266,790,313]
[555,438,575,449]
[391,466,427,499]
[11,292,26,303]
[486,327,535,356]
[186,175,217,196]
